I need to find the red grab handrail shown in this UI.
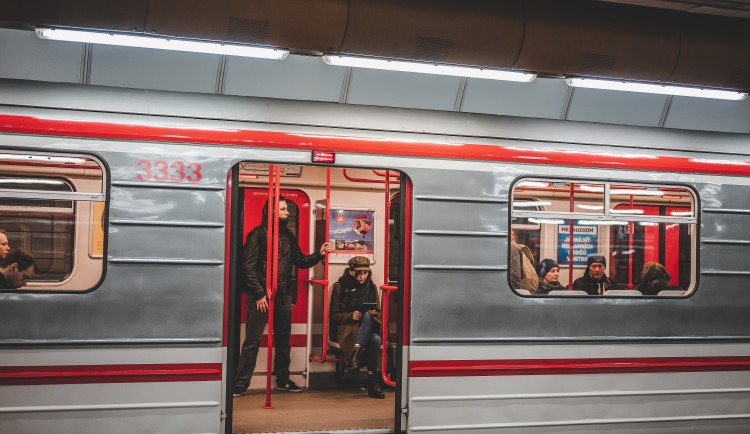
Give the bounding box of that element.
[343,169,389,184]
[380,284,397,387]
[372,169,400,179]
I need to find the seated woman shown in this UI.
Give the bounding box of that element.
[329,256,385,399]
[535,259,563,295]
[633,261,683,296]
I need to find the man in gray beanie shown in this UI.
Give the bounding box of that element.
[572,253,616,295]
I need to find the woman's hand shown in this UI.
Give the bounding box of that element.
[320,241,333,255]
[352,311,362,321]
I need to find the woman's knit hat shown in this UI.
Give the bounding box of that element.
[537,258,559,279]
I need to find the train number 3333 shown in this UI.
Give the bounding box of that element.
[136,160,202,183]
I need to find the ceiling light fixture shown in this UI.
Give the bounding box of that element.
[566,77,748,101]
[35,27,289,60]
[323,54,536,82]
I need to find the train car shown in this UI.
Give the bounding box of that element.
[1,78,750,433]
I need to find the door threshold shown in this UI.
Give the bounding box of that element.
[239,430,394,434]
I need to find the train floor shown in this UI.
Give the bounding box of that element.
[232,384,396,433]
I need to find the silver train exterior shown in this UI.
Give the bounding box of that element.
[1,79,750,433]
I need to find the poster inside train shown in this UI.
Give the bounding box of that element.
[328,208,376,263]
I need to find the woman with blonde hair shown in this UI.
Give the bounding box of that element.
[0,230,10,259]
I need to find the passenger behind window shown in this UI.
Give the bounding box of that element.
[0,230,9,259]
[329,256,385,399]
[535,259,563,295]
[633,261,682,296]
[509,229,538,292]
[0,248,38,289]
[572,253,617,295]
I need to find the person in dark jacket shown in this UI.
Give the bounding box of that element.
[0,248,37,289]
[535,259,563,295]
[633,261,683,296]
[330,256,385,399]
[233,196,332,396]
[572,253,616,295]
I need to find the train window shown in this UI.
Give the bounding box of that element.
[510,179,696,297]
[0,153,105,291]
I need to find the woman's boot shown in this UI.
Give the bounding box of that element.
[349,344,365,372]
[367,371,385,399]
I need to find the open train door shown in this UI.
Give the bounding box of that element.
[225,163,409,433]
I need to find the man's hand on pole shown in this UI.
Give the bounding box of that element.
[256,296,269,313]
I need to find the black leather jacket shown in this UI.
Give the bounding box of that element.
[572,267,616,295]
[241,220,323,304]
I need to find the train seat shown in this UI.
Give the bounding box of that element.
[515,289,532,295]
[603,289,643,296]
[657,290,686,297]
[548,290,588,296]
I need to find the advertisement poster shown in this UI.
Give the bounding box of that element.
[328,208,375,263]
[89,201,105,258]
[557,220,598,266]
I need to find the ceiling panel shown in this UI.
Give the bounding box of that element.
[0,28,746,135]
[224,55,345,102]
[461,78,570,120]
[566,87,669,127]
[0,28,81,84]
[347,68,462,111]
[89,45,219,94]
[664,96,750,133]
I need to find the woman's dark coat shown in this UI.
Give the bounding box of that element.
[329,270,382,364]
[535,280,564,295]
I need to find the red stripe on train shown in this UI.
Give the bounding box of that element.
[2,115,750,176]
[0,363,222,386]
[409,356,750,377]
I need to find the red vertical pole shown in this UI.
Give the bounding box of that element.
[628,195,634,289]
[264,166,281,409]
[568,183,574,290]
[325,168,330,284]
[263,165,275,409]
[384,170,391,283]
[381,170,393,385]
[319,168,331,362]
[265,166,274,294]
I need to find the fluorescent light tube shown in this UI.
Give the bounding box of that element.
[513,201,551,207]
[323,54,535,82]
[36,28,289,60]
[528,218,566,225]
[566,77,748,101]
[0,153,88,165]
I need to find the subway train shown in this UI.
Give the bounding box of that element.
[1,78,750,433]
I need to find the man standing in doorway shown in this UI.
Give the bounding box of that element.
[233,196,332,396]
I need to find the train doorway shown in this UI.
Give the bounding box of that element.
[226,163,408,433]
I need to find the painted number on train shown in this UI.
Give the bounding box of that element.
[136,160,202,183]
